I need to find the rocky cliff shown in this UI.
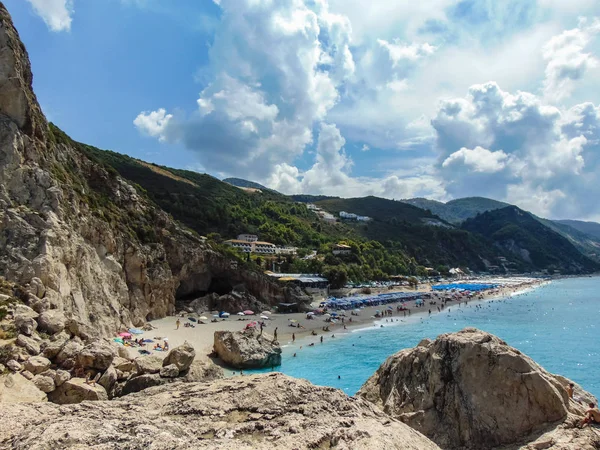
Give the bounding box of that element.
[0,3,299,337]
[0,372,441,450]
[358,328,600,450]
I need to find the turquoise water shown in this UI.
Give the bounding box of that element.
[252,277,600,398]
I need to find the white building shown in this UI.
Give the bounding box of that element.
[253,241,277,254]
[332,244,352,256]
[317,211,337,223]
[276,246,298,256]
[237,234,258,242]
[340,211,357,220]
[356,215,371,222]
[225,240,253,253]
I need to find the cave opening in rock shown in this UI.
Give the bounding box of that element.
[175,276,234,303]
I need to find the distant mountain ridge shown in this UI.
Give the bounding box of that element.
[402,197,510,224]
[462,206,599,274]
[556,220,600,240]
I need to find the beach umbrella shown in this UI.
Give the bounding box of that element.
[260,315,269,320]
[306,312,315,316]
[119,332,131,338]
[289,319,298,323]
[220,312,230,318]
[244,310,255,315]
[261,311,272,315]
[387,305,393,310]
[237,312,245,316]
[199,316,208,320]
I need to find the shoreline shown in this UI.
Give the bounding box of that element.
[137,277,548,365]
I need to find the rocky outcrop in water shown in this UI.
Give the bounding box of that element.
[358,328,600,450]
[0,3,304,339]
[0,373,440,450]
[214,327,282,369]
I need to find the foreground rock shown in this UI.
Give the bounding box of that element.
[47,378,108,405]
[214,328,281,369]
[0,373,47,403]
[359,328,600,450]
[0,373,439,449]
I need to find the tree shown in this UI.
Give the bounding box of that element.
[323,266,348,289]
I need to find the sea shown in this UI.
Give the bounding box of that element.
[251,276,600,398]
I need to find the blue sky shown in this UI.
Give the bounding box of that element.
[7,0,600,221]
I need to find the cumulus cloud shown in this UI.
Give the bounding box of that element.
[542,18,600,101]
[133,109,173,141]
[26,0,74,32]
[134,0,354,179]
[432,81,600,218]
[442,146,511,173]
[267,123,445,200]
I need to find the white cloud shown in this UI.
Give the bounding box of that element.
[26,0,74,32]
[542,18,600,101]
[133,109,173,141]
[432,81,600,218]
[361,144,370,152]
[442,146,510,173]
[134,0,354,179]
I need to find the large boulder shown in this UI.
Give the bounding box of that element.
[213,328,281,369]
[16,334,40,355]
[13,305,38,336]
[54,339,84,366]
[162,341,195,372]
[37,310,66,335]
[134,355,163,375]
[98,365,118,394]
[75,340,116,371]
[32,374,55,393]
[359,328,598,450]
[22,355,51,375]
[47,378,108,405]
[0,373,47,403]
[180,360,224,383]
[159,364,179,378]
[41,331,70,360]
[0,373,440,449]
[119,373,165,396]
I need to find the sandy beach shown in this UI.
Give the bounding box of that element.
[134,278,545,361]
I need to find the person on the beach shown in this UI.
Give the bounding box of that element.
[581,403,600,427]
[320,336,323,343]
[176,319,180,330]
[567,383,574,399]
[273,327,278,341]
[163,340,169,351]
[292,333,295,342]
[260,321,264,335]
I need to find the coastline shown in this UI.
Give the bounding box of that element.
[138,277,548,364]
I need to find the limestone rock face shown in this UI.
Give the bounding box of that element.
[162,341,195,372]
[0,3,306,341]
[0,373,440,449]
[214,328,281,369]
[13,305,38,335]
[358,328,600,450]
[47,378,108,405]
[0,373,47,403]
[16,334,40,355]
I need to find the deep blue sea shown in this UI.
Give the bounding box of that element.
[252,277,600,398]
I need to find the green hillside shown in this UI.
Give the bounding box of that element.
[223,177,271,191]
[312,196,513,271]
[53,122,597,278]
[315,196,439,224]
[462,207,599,274]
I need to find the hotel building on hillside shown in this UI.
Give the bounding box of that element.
[225,234,297,255]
